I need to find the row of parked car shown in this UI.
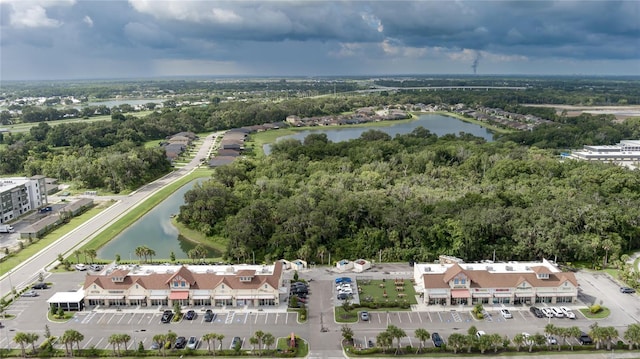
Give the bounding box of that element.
[161,309,217,324]
[335,277,354,300]
[289,281,309,308]
[150,335,199,350]
[529,306,576,319]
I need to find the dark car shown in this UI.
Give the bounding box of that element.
[185,310,196,320]
[204,309,216,322]
[620,287,636,294]
[32,282,48,290]
[174,336,187,349]
[530,306,544,318]
[368,340,374,348]
[337,293,349,300]
[231,336,242,349]
[161,310,174,323]
[431,332,444,347]
[578,332,593,345]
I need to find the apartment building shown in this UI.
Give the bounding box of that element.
[0,175,48,224]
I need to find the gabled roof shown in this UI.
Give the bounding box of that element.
[442,263,465,283]
[531,266,552,274]
[166,266,197,285]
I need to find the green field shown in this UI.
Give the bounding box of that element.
[358,279,417,305]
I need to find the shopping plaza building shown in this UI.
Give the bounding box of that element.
[83,262,285,308]
[414,256,578,306]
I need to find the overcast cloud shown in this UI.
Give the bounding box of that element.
[0,0,638,80]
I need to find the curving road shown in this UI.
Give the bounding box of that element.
[0,132,222,298]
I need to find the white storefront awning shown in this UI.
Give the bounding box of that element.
[192,295,211,300]
[256,295,275,299]
[472,293,492,298]
[149,295,167,300]
[128,295,146,300]
[236,296,254,300]
[47,291,84,304]
[214,295,232,300]
[493,293,512,298]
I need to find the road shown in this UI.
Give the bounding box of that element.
[0,132,221,298]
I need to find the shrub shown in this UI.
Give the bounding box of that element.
[590,304,602,313]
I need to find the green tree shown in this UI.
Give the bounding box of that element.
[202,333,216,354]
[13,332,29,358]
[414,328,429,353]
[513,333,525,352]
[173,301,182,319]
[61,330,75,357]
[165,331,177,352]
[376,331,393,352]
[589,322,604,349]
[340,299,352,319]
[263,333,275,353]
[216,334,225,354]
[624,323,640,350]
[249,336,258,354]
[489,333,502,353]
[531,333,546,352]
[386,325,406,355]
[84,249,97,263]
[567,326,582,350]
[341,325,354,344]
[478,334,492,354]
[152,334,166,356]
[108,334,121,357]
[254,330,265,356]
[447,333,465,354]
[120,333,131,353]
[602,326,618,350]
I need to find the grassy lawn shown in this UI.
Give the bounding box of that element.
[335,307,359,323]
[0,203,112,277]
[358,279,417,305]
[579,306,611,319]
[83,169,213,258]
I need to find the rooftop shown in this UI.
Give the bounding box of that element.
[415,258,561,275]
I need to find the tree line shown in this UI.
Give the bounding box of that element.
[178,128,640,267]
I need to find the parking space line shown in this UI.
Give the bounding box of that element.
[418,312,423,323]
[397,312,402,323]
[95,312,107,324]
[254,313,260,324]
[285,312,289,324]
[407,312,412,323]
[437,312,443,322]
[106,314,116,325]
[82,337,94,349]
[117,314,126,324]
[264,313,269,324]
[148,313,156,325]
[519,311,528,321]
[427,312,432,322]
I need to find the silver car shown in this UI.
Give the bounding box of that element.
[186,336,198,350]
[22,290,38,297]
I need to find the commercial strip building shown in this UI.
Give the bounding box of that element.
[413,256,578,306]
[0,175,48,224]
[81,261,285,309]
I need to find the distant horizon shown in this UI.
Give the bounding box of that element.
[3,73,640,84]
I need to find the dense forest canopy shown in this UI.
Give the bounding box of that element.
[178,129,640,265]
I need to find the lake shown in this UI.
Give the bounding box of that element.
[263,114,494,155]
[97,179,221,260]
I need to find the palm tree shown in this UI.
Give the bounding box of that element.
[624,323,640,350]
[61,330,75,357]
[108,334,120,357]
[386,325,406,355]
[26,332,39,355]
[376,331,393,352]
[531,333,546,352]
[602,326,618,350]
[513,333,525,352]
[589,322,603,349]
[84,249,97,264]
[340,299,352,319]
[120,333,131,352]
[249,336,258,354]
[477,334,491,354]
[134,246,145,262]
[73,250,81,264]
[341,325,354,344]
[202,333,216,354]
[166,331,177,351]
[13,332,29,358]
[316,245,327,264]
[254,330,265,355]
[216,334,225,354]
[61,329,83,355]
[414,328,429,353]
[146,247,156,263]
[489,333,502,353]
[544,324,557,349]
[152,334,166,356]
[447,333,465,354]
[567,326,582,351]
[263,333,275,354]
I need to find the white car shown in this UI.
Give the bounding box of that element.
[541,308,554,318]
[545,334,557,345]
[559,306,576,319]
[74,263,87,271]
[500,309,513,319]
[476,331,486,339]
[521,332,532,345]
[550,307,565,318]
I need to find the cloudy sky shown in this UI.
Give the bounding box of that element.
[1,0,638,80]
